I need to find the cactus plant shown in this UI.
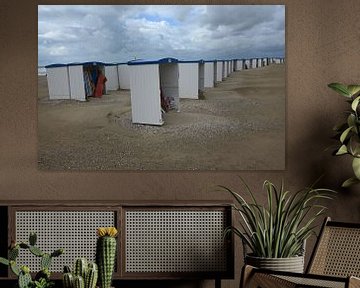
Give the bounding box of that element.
[85,262,98,288]
[0,232,63,288]
[96,227,118,288]
[73,275,85,288]
[63,259,98,288]
[74,258,88,280]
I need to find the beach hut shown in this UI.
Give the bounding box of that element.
[227,60,232,75]
[262,58,268,66]
[236,59,244,71]
[117,63,131,90]
[222,61,228,79]
[204,61,214,88]
[104,63,119,91]
[45,63,71,100]
[250,58,257,69]
[257,58,262,68]
[67,61,106,101]
[178,60,204,99]
[215,60,223,83]
[128,57,179,126]
[46,61,106,101]
[244,59,250,69]
[275,58,281,64]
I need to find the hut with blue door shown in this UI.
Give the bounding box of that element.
[128,57,180,126]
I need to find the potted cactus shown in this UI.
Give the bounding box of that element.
[0,232,63,288]
[62,258,98,288]
[96,227,118,288]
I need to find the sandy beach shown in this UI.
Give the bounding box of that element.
[38,64,285,170]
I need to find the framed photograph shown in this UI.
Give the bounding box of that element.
[38,5,285,171]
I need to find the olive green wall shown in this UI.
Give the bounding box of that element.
[1,1,360,287]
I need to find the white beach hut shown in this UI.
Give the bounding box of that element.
[67,61,106,101]
[45,63,71,100]
[236,59,244,71]
[45,61,106,101]
[257,58,262,68]
[215,60,223,83]
[262,58,268,66]
[251,58,257,69]
[104,63,119,91]
[117,63,131,90]
[128,58,179,126]
[244,59,251,69]
[204,60,214,88]
[222,60,228,79]
[227,60,232,75]
[178,60,204,99]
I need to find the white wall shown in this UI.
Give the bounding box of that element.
[68,65,86,101]
[130,64,163,126]
[46,67,71,100]
[159,63,179,111]
[223,61,227,78]
[216,62,222,82]
[236,60,243,70]
[178,63,199,99]
[251,59,257,68]
[118,64,130,90]
[105,66,119,91]
[204,62,214,88]
[198,63,205,91]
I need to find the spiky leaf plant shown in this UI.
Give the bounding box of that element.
[222,179,335,258]
[328,83,360,187]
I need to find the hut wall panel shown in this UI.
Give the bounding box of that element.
[178,63,199,99]
[68,65,86,101]
[130,64,162,126]
[118,65,131,90]
[46,67,71,100]
[204,62,214,88]
[105,66,120,91]
[198,63,205,91]
[216,62,222,82]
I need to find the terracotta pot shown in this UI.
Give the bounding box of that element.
[245,254,305,273]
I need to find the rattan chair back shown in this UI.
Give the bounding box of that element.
[307,217,360,278]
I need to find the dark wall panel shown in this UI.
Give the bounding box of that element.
[1,1,360,287]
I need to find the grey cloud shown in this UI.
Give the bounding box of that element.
[38,5,284,66]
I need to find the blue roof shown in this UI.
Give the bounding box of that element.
[68,61,106,67]
[45,63,67,68]
[104,63,118,66]
[128,57,179,65]
[46,61,106,68]
[178,59,204,64]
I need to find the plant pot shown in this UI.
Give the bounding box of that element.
[245,254,305,273]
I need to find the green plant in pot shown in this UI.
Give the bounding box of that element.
[328,83,360,187]
[221,179,335,273]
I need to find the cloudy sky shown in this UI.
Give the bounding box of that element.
[38,5,285,66]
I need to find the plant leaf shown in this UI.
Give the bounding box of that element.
[351,96,360,111]
[328,83,351,97]
[342,177,360,188]
[352,157,360,179]
[340,126,353,143]
[336,145,348,155]
[347,85,360,97]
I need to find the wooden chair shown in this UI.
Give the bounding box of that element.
[241,217,360,288]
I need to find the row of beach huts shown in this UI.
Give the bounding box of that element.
[45,57,284,125]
